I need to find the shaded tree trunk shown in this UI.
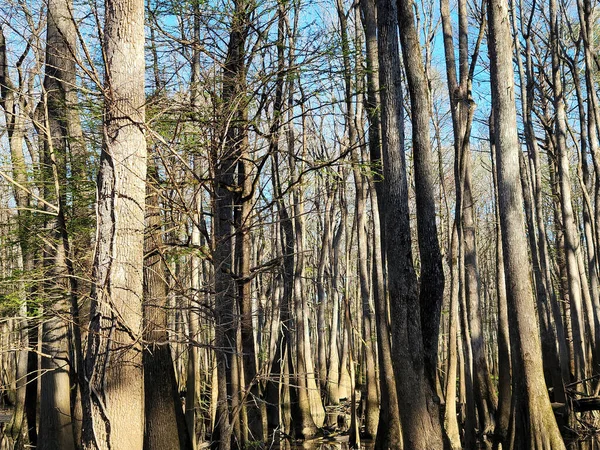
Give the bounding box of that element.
[397,0,445,395]
[143,163,192,450]
[376,0,443,446]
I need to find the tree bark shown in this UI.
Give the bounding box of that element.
[36,0,81,446]
[143,163,192,450]
[487,0,565,447]
[397,0,445,394]
[549,0,587,383]
[81,0,147,446]
[376,0,443,446]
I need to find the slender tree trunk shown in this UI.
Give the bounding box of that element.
[549,0,587,383]
[316,188,333,396]
[514,0,569,402]
[0,25,33,446]
[143,164,192,450]
[327,214,343,406]
[335,0,377,434]
[490,116,511,448]
[36,0,83,446]
[444,224,462,450]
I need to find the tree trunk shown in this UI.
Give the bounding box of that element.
[489,114,512,449]
[81,0,147,446]
[444,224,462,450]
[359,1,403,445]
[143,163,192,450]
[487,1,565,447]
[397,0,445,395]
[376,0,443,446]
[36,0,82,446]
[0,25,33,447]
[549,0,587,383]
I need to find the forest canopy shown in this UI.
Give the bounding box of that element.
[0,0,599,449]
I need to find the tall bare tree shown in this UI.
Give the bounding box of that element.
[487,0,565,447]
[81,0,147,446]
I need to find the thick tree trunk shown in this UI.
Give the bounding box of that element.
[81,0,147,446]
[397,0,445,394]
[487,1,565,447]
[359,2,403,445]
[376,0,443,447]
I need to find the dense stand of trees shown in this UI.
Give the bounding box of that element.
[0,0,600,449]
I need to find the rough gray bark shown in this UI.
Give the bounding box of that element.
[359,1,403,445]
[549,0,587,383]
[489,116,511,448]
[376,0,443,447]
[487,0,565,447]
[397,0,445,394]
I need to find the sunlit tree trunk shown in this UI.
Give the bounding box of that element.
[487,0,565,447]
[549,0,587,383]
[359,1,403,445]
[443,224,462,450]
[81,0,147,446]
